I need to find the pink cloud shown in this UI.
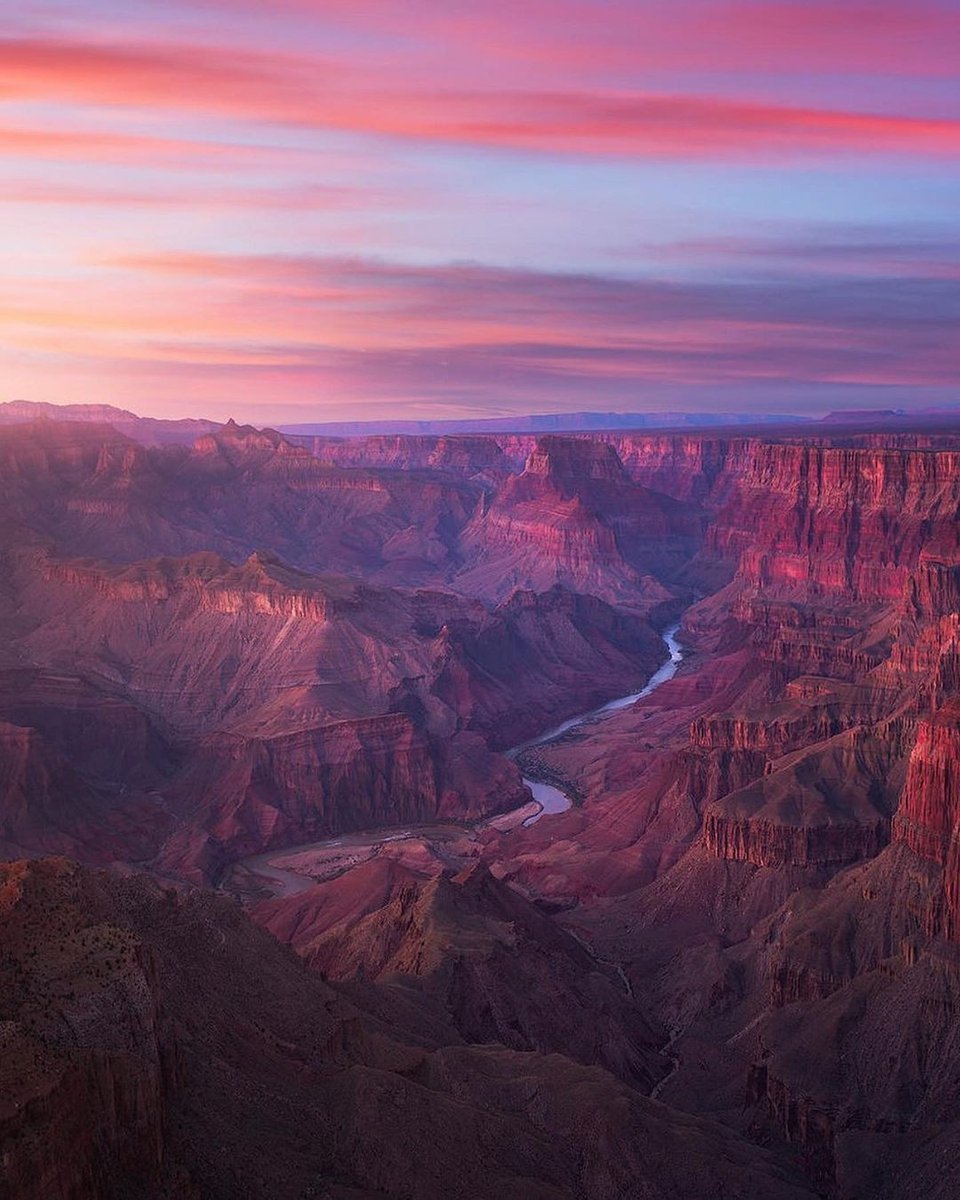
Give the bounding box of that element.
[0,178,405,212]
[200,0,960,80]
[2,34,959,161]
[0,121,342,170]
[4,251,950,406]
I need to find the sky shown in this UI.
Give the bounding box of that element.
[2,0,959,424]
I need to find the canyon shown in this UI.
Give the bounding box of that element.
[3,405,960,1197]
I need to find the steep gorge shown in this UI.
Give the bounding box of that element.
[5,414,960,1197]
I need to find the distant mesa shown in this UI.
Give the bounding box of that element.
[0,399,220,446]
[275,408,813,436]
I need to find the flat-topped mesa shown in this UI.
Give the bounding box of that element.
[299,433,513,479]
[489,439,633,521]
[702,726,903,869]
[521,435,631,487]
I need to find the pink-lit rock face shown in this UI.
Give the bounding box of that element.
[891,701,960,942]
[894,703,960,865]
[454,435,703,609]
[701,443,960,609]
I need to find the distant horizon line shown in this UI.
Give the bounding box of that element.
[8,396,959,438]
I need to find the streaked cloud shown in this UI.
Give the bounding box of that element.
[2,1,959,419]
[2,34,960,161]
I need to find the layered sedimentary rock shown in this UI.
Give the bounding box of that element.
[722,840,960,1195]
[894,702,960,864]
[643,441,960,877]
[496,430,960,905]
[256,858,668,1089]
[464,426,960,1200]
[0,418,481,586]
[693,442,960,636]
[298,431,518,481]
[701,726,902,869]
[455,435,701,609]
[0,512,666,879]
[0,721,125,862]
[891,701,960,941]
[159,719,520,882]
[13,545,663,745]
[7,411,960,1199]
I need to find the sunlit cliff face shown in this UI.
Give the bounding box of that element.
[2,0,959,423]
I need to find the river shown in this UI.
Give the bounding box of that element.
[512,622,683,825]
[234,623,684,895]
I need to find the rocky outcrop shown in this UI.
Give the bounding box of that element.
[892,701,960,940]
[0,720,117,861]
[432,585,665,746]
[0,859,180,1200]
[740,845,960,1193]
[256,859,668,1090]
[894,702,960,864]
[0,858,819,1200]
[702,728,901,869]
[683,442,960,698]
[704,443,960,590]
[160,720,525,882]
[17,548,663,740]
